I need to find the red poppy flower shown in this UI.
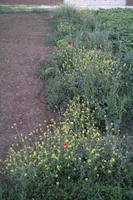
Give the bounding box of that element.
[83,36,89,41]
[44,61,49,64]
[64,143,68,149]
[67,41,73,45]
[50,59,55,62]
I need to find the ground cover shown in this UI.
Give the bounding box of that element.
[97,8,133,65]
[0,6,133,200]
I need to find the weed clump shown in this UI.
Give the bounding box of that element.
[1,107,133,200]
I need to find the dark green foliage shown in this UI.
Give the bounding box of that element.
[97,8,133,65]
[1,115,133,200]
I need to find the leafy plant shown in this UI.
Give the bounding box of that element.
[42,47,127,132]
[1,113,133,200]
[97,8,133,65]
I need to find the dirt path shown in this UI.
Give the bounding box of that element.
[0,0,63,5]
[0,13,55,159]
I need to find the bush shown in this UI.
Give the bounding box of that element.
[1,106,133,200]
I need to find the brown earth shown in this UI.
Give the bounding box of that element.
[0,13,56,161]
[0,0,63,5]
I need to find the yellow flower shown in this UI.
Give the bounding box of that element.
[110,158,115,163]
[91,149,95,154]
[33,151,37,157]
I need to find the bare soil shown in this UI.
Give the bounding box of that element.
[0,13,56,161]
[0,0,63,5]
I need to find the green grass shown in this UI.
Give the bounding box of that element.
[0,5,51,14]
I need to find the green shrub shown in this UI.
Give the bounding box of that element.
[2,110,133,200]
